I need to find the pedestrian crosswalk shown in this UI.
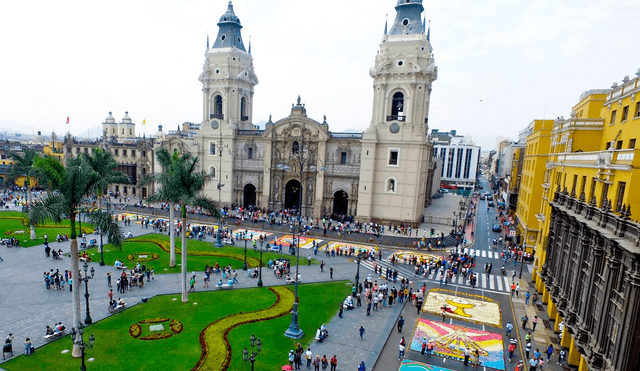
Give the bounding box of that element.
[462,248,502,260]
[359,259,514,294]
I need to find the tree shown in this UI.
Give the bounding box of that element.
[6,148,40,188]
[29,155,123,357]
[80,148,131,211]
[143,148,181,268]
[148,151,217,302]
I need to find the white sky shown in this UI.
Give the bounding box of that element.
[1,0,639,150]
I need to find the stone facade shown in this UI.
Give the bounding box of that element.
[540,188,640,371]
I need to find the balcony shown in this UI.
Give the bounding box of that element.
[209,113,224,120]
[386,115,406,122]
[241,116,249,121]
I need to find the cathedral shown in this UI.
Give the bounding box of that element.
[68,0,439,227]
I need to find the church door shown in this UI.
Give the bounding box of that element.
[284,180,302,211]
[243,184,257,208]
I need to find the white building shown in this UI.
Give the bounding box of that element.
[432,134,480,191]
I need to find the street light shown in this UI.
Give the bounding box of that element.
[243,237,248,270]
[281,144,325,340]
[355,252,362,291]
[81,262,95,324]
[70,324,95,371]
[257,239,264,287]
[242,333,262,371]
[214,139,233,248]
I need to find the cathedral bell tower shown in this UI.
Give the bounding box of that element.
[199,0,259,132]
[357,0,437,226]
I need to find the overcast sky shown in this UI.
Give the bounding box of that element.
[1,0,639,150]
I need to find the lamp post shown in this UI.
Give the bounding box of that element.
[243,238,248,270]
[70,324,95,371]
[215,137,228,248]
[280,145,325,340]
[355,252,362,291]
[81,262,95,324]
[242,333,262,371]
[257,240,264,287]
[98,202,110,266]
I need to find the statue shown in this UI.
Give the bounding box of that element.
[307,178,314,204]
[297,95,301,105]
[388,179,395,192]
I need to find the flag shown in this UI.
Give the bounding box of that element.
[142,119,146,125]
[66,116,69,124]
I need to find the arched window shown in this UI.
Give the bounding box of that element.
[240,97,248,121]
[292,141,299,155]
[212,94,223,119]
[386,177,398,193]
[391,92,404,116]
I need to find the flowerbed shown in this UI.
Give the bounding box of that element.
[128,318,184,341]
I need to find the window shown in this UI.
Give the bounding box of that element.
[605,142,611,150]
[84,148,88,153]
[209,142,216,155]
[247,147,253,159]
[122,149,127,157]
[455,148,463,178]
[629,139,636,149]
[636,102,640,117]
[211,95,223,119]
[131,150,136,157]
[621,106,629,122]
[589,177,597,202]
[340,152,347,165]
[571,174,578,195]
[616,141,623,150]
[391,92,404,117]
[114,149,119,156]
[292,141,299,155]
[610,110,617,124]
[580,175,587,196]
[600,182,610,208]
[240,97,248,121]
[388,150,399,166]
[616,182,626,212]
[386,178,397,193]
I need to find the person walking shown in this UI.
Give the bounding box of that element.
[397,316,405,332]
[511,282,516,296]
[107,272,112,287]
[358,361,366,371]
[546,344,554,362]
[532,316,539,331]
[359,326,365,340]
[525,341,532,359]
[515,283,520,297]
[529,357,539,371]
[508,341,516,362]
[463,347,470,366]
[329,355,337,371]
[329,267,333,280]
[321,355,328,371]
[366,301,371,316]
[305,348,313,369]
[23,338,32,356]
[338,302,343,318]
[525,291,531,305]
[505,321,514,338]
[521,314,529,329]
[398,342,405,360]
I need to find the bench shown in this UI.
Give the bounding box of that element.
[217,284,234,290]
[79,257,87,262]
[286,276,301,285]
[115,265,127,270]
[44,330,66,341]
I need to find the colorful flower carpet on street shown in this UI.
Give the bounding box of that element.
[398,360,456,371]
[410,318,505,371]
[232,229,272,241]
[392,250,439,263]
[271,235,316,249]
[422,289,501,327]
[321,242,378,254]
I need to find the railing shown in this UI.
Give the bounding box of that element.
[210,113,224,120]
[241,116,249,121]
[386,115,406,122]
[237,130,263,136]
[555,149,635,166]
[330,132,363,139]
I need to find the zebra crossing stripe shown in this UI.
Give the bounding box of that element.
[504,277,511,290]
[496,277,503,291]
[481,250,486,258]
[490,276,495,290]
[480,274,487,288]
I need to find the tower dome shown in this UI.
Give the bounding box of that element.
[212,1,246,51]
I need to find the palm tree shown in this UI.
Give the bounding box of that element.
[29,156,123,356]
[6,148,40,188]
[80,148,130,211]
[143,148,181,267]
[148,151,217,302]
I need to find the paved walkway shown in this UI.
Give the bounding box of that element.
[0,223,413,370]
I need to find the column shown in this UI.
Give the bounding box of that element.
[560,325,571,348]
[567,335,581,367]
[554,312,563,332]
[547,298,557,319]
[542,286,550,304]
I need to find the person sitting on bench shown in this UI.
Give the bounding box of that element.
[45,326,54,336]
[216,280,223,287]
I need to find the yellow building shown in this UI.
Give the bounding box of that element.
[515,120,553,253]
[532,73,640,371]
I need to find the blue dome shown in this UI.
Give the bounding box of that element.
[218,1,241,25]
[212,1,246,51]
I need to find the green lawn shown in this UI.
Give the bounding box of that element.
[82,233,316,274]
[0,211,95,248]
[2,281,351,371]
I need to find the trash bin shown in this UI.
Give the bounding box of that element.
[142,297,148,303]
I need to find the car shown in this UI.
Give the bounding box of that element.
[488,201,495,207]
[480,195,486,200]
[487,195,493,201]
[492,224,501,232]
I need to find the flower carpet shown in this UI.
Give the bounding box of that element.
[271,235,316,249]
[321,242,378,254]
[398,359,456,371]
[409,318,505,370]
[392,250,439,263]
[422,289,501,327]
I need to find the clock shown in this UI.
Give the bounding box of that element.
[389,123,400,133]
[211,121,219,129]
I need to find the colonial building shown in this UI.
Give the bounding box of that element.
[533,71,640,371]
[154,0,438,226]
[64,111,155,199]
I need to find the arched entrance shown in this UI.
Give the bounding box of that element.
[333,190,349,215]
[243,184,256,208]
[284,179,302,210]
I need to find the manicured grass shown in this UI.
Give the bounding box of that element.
[2,281,351,371]
[0,211,95,248]
[83,233,316,274]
